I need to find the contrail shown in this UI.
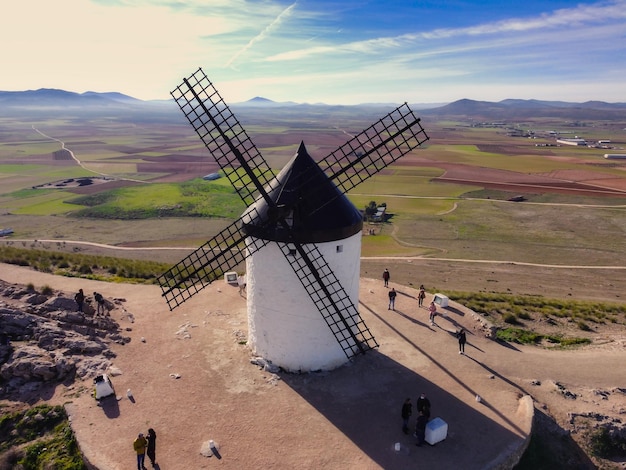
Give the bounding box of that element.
[225,2,297,68]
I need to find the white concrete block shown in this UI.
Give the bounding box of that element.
[425,417,448,445]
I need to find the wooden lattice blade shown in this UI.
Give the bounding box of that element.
[278,241,378,359]
[170,68,276,207]
[157,217,267,310]
[318,103,429,194]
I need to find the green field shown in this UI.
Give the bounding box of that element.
[1,107,625,302]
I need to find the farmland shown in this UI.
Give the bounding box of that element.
[1,98,626,469]
[1,101,625,301]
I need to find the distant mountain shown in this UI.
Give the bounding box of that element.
[422,98,626,120]
[0,88,177,120]
[236,96,298,107]
[0,88,144,108]
[234,96,442,110]
[248,96,274,104]
[81,91,141,103]
[1,89,624,121]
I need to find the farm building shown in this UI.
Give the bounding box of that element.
[557,138,587,146]
[604,154,626,159]
[372,206,387,222]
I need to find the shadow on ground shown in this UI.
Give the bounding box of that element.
[281,346,526,468]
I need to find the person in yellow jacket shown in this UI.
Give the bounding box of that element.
[133,432,148,470]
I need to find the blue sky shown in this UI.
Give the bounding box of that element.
[2,0,625,104]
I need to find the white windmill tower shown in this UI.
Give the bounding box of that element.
[158,68,429,372]
[243,142,364,371]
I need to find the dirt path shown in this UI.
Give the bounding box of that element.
[2,263,625,469]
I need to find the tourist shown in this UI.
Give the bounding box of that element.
[401,398,412,434]
[418,285,426,307]
[383,268,390,287]
[416,393,431,421]
[133,432,147,470]
[74,289,85,313]
[388,288,397,310]
[94,292,106,316]
[428,301,437,325]
[457,328,467,354]
[415,410,428,446]
[237,273,246,296]
[146,428,157,467]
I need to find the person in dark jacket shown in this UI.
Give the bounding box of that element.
[416,393,431,421]
[383,268,390,287]
[457,328,467,354]
[74,289,85,313]
[415,410,428,446]
[401,398,412,434]
[388,288,397,310]
[146,428,157,467]
[94,291,106,316]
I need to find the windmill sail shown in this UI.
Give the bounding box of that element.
[279,241,378,357]
[171,68,277,207]
[157,212,267,310]
[318,103,429,194]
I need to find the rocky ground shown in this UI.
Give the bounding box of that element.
[1,264,625,469]
[0,280,130,406]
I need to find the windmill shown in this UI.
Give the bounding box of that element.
[158,68,429,372]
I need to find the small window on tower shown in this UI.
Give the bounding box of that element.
[336,245,343,253]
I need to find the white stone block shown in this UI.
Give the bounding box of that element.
[433,293,449,308]
[425,417,448,445]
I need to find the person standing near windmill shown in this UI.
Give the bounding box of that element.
[457,328,467,354]
[383,268,390,287]
[237,273,246,296]
[416,393,431,421]
[133,432,147,470]
[429,300,437,325]
[388,288,397,310]
[401,397,412,434]
[418,284,426,307]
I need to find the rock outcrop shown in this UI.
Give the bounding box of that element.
[0,280,131,400]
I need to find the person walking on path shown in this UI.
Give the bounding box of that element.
[388,288,397,310]
[457,328,467,354]
[146,428,157,467]
[416,393,431,421]
[401,398,412,434]
[418,285,426,307]
[428,301,437,325]
[133,432,148,470]
[383,268,390,287]
[74,289,85,313]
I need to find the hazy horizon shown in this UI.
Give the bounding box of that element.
[4,87,626,109]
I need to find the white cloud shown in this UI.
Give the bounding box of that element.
[264,0,626,62]
[225,2,297,68]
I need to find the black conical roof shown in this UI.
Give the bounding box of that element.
[241,142,363,243]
